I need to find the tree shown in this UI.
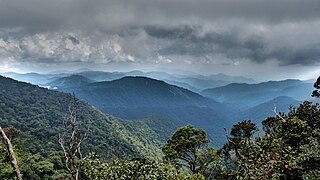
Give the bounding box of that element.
[222,120,258,159]
[162,125,208,173]
[219,102,320,179]
[58,95,91,180]
[0,126,22,180]
[312,76,320,98]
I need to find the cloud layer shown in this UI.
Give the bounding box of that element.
[0,0,319,77]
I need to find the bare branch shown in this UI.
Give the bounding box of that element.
[0,126,23,180]
[58,133,71,173]
[223,127,246,160]
[223,128,236,146]
[58,95,91,180]
[273,105,286,121]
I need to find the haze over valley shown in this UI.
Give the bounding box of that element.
[0,70,316,147]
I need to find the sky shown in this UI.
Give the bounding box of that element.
[0,0,320,81]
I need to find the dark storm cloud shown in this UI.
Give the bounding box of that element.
[1,0,320,31]
[272,46,320,66]
[145,26,263,54]
[145,25,320,65]
[0,0,320,67]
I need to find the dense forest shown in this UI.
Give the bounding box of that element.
[0,75,320,179]
[0,75,171,179]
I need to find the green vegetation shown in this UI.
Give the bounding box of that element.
[59,76,231,146]
[0,76,166,178]
[0,76,166,158]
[162,125,209,173]
[1,75,320,179]
[218,101,320,179]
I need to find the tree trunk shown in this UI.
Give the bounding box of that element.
[0,126,23,180]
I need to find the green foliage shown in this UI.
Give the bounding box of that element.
[162,125,208,173]
[222,120,258,159]
[197,147,224,179]
[123,116,180,161]
[20,153,55,179]
[0,76,167,179]
[0,141,16,179]
[221,101,320,179]
[82,153,208,180]
[0,127,19,179]
[0,76,163,161]
[1,75,320,179]
[312,76,320,97]
[230,120,258,139]
[82,153,167,179]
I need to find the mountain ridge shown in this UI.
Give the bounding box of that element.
[46,74,94,88]
[201,79,312,109]
[58,76,232,146]
[0,75,166,160]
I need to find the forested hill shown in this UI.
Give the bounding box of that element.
[63,76,213,107]
[58,76,232,146]
[59,76,229,123]
[0,75,165,160]
[202,79,313,108]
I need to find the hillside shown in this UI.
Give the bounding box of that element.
[124,116,182,154]
[0,75,164,160]
[202,79,313,109]
[61,76,225,112]
[1,72,56,84]
[232,96,301,125]
[60,76,232,146]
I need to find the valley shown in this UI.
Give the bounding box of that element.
[1,70,314,147]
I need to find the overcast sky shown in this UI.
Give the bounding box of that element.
[0,0,320,80]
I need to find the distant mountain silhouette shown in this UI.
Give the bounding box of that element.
[125,71,256,91]
[1,70,256,91]
[233,96,301,125]
[76,71,126,81]
[1,72,56,84]
[202,79,312,109]
[46,75,94,88]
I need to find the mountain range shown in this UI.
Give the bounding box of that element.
[1,70,256,92]
[46,75,94,88]
[0,75,175,160]
[44,73,314,146]
[54,76,232,146]
[234,96,301,126]
[1,70,315,147]
[202,79,313,109]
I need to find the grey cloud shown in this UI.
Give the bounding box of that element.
[145,26,262,57]
[0,0,320,69]
[1,0,320,31]
[272,46,320,66]
[0,32,139,64]
[144,25,320,66]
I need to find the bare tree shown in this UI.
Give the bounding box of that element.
[58,96,91,180]
[0,126,23,180]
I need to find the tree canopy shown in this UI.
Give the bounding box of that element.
[162,125,208,173]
